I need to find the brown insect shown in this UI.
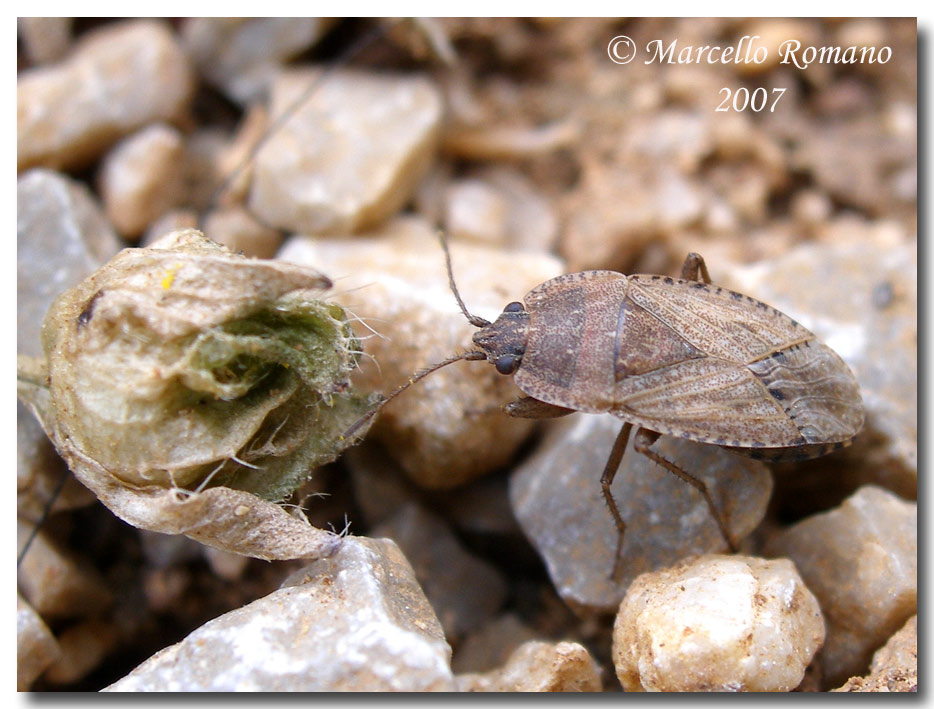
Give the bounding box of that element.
[347,244,865,579]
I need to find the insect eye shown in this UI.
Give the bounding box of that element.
[503,301,524,313]
[494,354,520,375]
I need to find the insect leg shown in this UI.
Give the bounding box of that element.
[503,396,575,419]
[633,428,737,552]
[600,421,633,581]
[680,252,711,284]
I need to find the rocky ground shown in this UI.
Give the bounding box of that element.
[17,18,916,691]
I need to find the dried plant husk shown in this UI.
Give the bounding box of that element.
[17,229,375,560]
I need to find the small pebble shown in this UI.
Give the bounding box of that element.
[834,615,917,692]
[560,162,679,272]
[373,503,507,643]
[444,178,510,247]
[18,17,72,65]
[765,485,916,687]
[17,595,60,690]
[451,613,539,674]
[42,619,119,685]
[200,205,283,258]
[835,19,887,61]
[105,537,456,691]
[482,166,559,252]
[793,123,913,215]
[345,444,420,528]
[137,529,203,569]
[457,640,602,692]
[140,209,200,247]
[141,567,191,615]
[716,164,772,223]
[98,123,186,239]
[612,554,824,692]
[442,121,578,162]
[212,104,268,207]
[182,18,333,105]
[18,19,194,171]
[654,168,705,229]
[17,169,123,357]
[201,546,251,582]
[178,128,229,211]
[13,18,917,694]
[790,188,833,229]
[17,520,113,620]
[433,471,521,538]
[623,110,713,173]
[444,167,558,252]
[250,68,443,234]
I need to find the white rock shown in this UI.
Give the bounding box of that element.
[250,68,442,234]
[17,520,113,621]
[457,640,602,692]
[201,205,283,258]
[18,19,194,171]
[18,17,72,65]
[17,169,122,357]
[17,595,60,690]
[105,537,456,691]
[182,18,333,105]
[766,485,917,686]
[612,555,824,692]
[373,503,507,642]
[42,619,118,685]
[98,123,186,238]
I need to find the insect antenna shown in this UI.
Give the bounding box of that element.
[439,233,491,329]
[342,350,487,442]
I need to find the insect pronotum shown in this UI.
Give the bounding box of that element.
[346,237,865,579]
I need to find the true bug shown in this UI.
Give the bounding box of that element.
[348,241,865,579]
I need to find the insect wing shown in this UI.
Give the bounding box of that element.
[611,277,864,448]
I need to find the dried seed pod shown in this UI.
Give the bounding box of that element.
[18,229,374,560]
